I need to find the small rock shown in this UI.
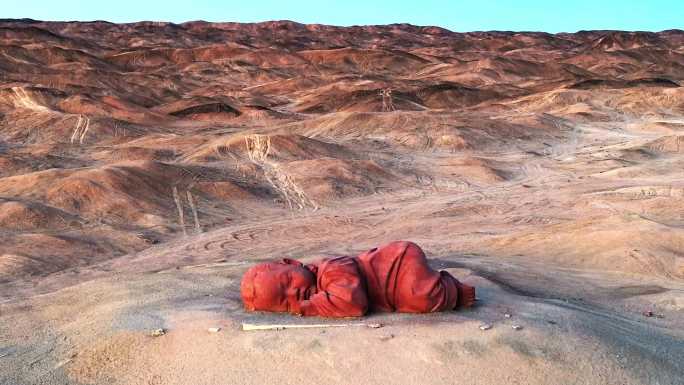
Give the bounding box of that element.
[512,325,523,331]
[379,334,394,341]
[208,327,221,333]
[479,324,492,331]
[150,328,165,337]
[136,232,159,244]
[367,323,383,329]
[546,320,557,325]
[643,310,665,318]
[504,313,512,318]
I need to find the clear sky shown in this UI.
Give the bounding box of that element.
[3,0,682,33]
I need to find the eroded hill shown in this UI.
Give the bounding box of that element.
[1,20,684,385]
[1,20,683,283]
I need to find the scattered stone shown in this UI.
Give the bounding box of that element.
[367,323,383,329]
[208,327,221,333]
[379,334,394,341]
[479,324,492,331]
[644,310,665,318]
[546,320,557,325]
[136,232,159,244]
[150,328,166,337]
[504,313,512,318]
[512,325,523,331]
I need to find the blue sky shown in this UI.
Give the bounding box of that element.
[3,0,682,33]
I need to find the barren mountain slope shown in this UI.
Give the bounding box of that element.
[0,20,683,385]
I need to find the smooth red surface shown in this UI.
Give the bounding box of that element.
[241,241,475,318]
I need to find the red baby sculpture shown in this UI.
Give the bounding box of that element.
[241,241,476,318]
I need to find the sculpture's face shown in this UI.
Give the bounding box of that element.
[241,260,316,312]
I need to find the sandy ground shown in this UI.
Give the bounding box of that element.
[2,260,683,385]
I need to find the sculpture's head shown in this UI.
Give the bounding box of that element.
[241,258,317,313]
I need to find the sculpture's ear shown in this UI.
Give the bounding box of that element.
[280,258,303,267]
